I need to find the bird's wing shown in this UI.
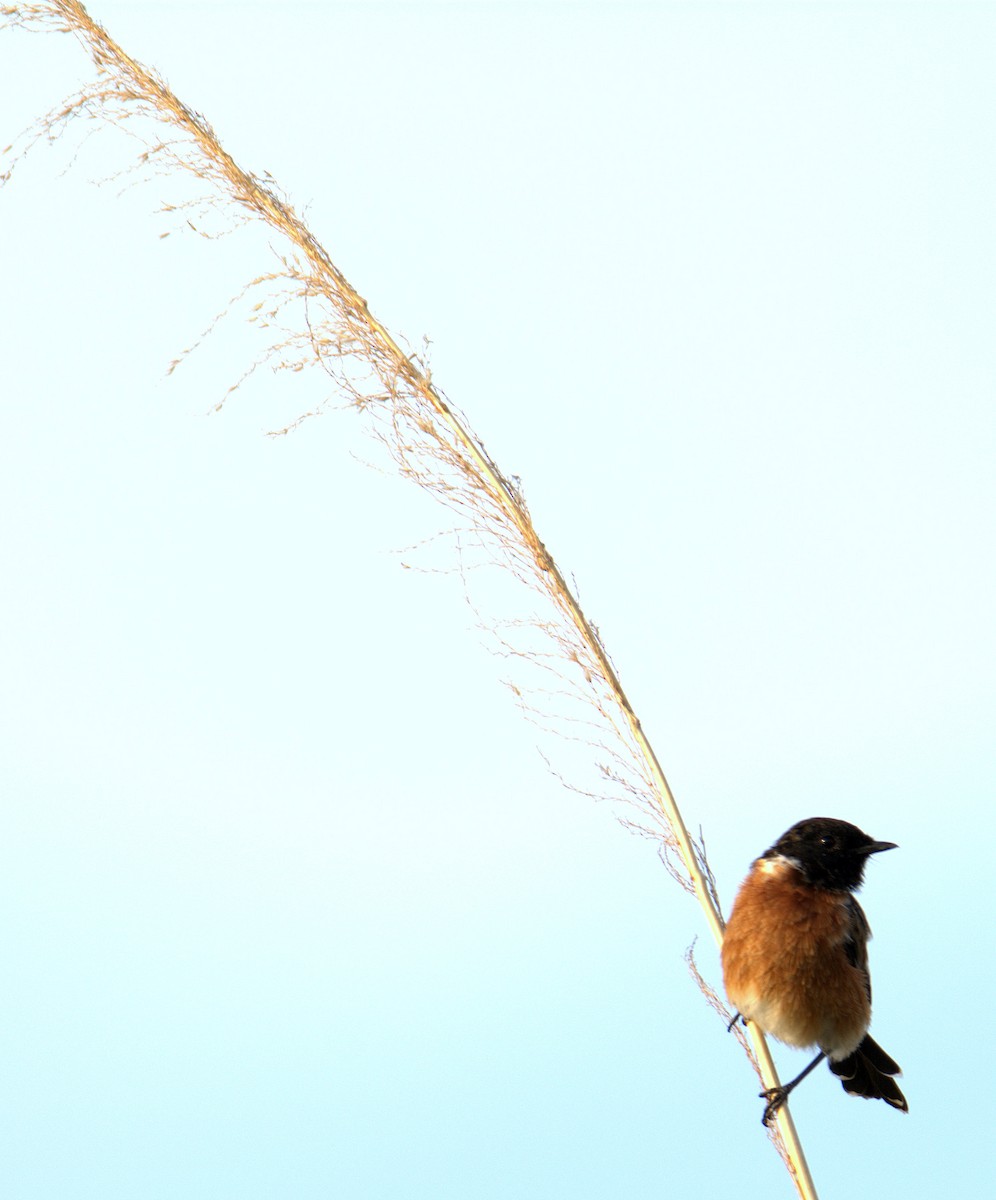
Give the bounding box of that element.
[844,895,872,1002]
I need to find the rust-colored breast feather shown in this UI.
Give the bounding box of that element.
[721,858,871,1059]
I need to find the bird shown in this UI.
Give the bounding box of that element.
[720,816,907,1125]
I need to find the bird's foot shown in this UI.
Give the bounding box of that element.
[759,1086,789,1127]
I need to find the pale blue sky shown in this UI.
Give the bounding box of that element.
[2,2,994,1197]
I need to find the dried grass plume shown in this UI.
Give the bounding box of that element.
[2,3,820,1196]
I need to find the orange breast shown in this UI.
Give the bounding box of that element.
[721,860,871,1058]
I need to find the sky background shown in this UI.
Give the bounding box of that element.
[2,1,994,1197]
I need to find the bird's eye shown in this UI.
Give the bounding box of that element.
[820,834,837,850]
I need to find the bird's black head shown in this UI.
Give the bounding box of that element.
[763,817,897,891]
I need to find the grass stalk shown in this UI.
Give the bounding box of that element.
[2,3,819,1195]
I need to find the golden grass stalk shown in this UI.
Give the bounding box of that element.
[2,2,818,1195]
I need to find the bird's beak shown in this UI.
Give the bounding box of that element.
[864,840,898,855]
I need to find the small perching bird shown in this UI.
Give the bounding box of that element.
[721,817,908,1125]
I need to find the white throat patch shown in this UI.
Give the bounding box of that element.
[757,853,802,877]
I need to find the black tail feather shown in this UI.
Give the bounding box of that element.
[829,1034,908,1113]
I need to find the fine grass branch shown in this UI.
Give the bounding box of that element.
[2,3,816,1196]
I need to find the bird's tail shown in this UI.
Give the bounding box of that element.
[829,1034,908,1112]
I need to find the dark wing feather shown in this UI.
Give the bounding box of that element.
[844,896,872,1002]
[834,900,907,1113]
